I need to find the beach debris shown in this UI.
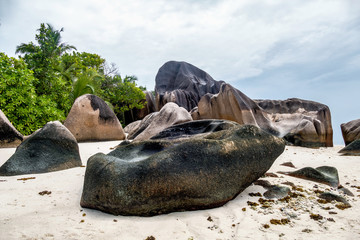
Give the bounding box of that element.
[249,192,262,197]
[17,177,36,181]
[335,203,352,210]
[0,179,7,182]
[302,228,312,233]
[277,166,339,187]
[310,213,323,221]
[263,224,270,229]
[38,190,51,196]
[0,121,81,176]
[270,218,290,225]
[207,216,213,222]
[280,162,296,168]
[81,125,285,216]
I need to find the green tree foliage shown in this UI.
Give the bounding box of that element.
[1,22,147,135]
[0,53,65,135]
[70,68,103,103]
[101,74,146,123]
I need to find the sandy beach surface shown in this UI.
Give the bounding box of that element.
[0,142,359,240]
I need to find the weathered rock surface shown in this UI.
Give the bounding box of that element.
[256,98,333,148]
[341,119,360,145]
[155,61,224,111]
[127,102,192,141]
[64,94,125,142]
[80,125,285,216]
[338,139,360,156]
[150,119,240,141]
[191,83,279,135]
[278,166,339,188]
[0,121,81,176]
[0,109,23,148]
[124,91,156,124]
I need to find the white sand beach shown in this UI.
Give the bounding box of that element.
[0,143,359,240]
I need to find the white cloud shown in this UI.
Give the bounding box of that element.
[1,0,360,144]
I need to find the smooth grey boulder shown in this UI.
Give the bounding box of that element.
[0,121,81,176]
[127,102,192,141]
[0,109,23,148]
[80,125,285,216]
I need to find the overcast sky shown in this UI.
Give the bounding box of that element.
[1,0,360,144]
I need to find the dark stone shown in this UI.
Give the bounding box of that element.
[0,121,81,176]
[150,119,240,140]
[280,162,296,168]
[155,61,224,111]
[340,119,360,145]
[80,125,285,216]
[338,139,360,156]
[0,109,23,148]
[278,166,339,188]
[88,94,114,122]
[318,192,350,205]
[263,185,291,199]
[124,91,156,125]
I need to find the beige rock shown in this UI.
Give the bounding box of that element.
[340,119,360,145]
[191,83,277,135]
[0,109,23,148]
[128,102,192,141]
[64,94,125,142]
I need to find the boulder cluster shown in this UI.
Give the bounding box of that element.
[1,60,357,217]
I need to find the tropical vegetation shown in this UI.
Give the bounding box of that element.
[0,23,146,135]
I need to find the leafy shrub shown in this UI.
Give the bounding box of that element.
[0,53,65,135]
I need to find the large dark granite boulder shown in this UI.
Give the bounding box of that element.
[0,121,81,176]
[0,109,23,148]
[155,61,224,111]
[80,125,285,216]
[127,102,192,141]
[64,94,125,142]
[341,119,360,145]
[256,98,333,147]
[191,83,278,135]
[151,119,240,140]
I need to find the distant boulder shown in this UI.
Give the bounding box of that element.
[340,119,360,145]
[191,83,278,135]
[80,125,285,216]
[155,61,224,111]
[127,102,192,141]
[256,98,333,148]
[0,121,81,176]
[0,109,23,148]
[64,94,125,142]
[338,139,360,156]
[124,91,156,124]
